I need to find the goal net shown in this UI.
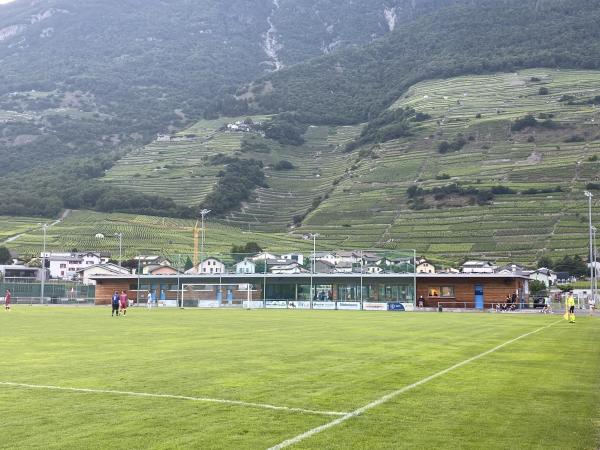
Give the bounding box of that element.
[180,283,261,309]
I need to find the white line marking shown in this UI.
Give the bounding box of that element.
[0,382,348,417]
[268,320,561,449]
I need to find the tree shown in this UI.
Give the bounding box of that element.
[529,280,547,295]
[184,256,193,271]
[538,87,549,95]
[231,242,263,261]
[537,255,553,269]
[0,246,11,264]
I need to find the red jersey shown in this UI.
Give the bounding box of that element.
[119,293,128,308]
[5,292,11,305]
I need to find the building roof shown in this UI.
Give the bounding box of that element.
[76,263,131,275]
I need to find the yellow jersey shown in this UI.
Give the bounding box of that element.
[566,295,575,307]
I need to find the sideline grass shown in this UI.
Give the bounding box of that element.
[0,308,598,449]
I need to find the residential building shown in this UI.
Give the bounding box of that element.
[146,265,181,276]
[134,255,173,269]
[281,253,304,265]
[197,258,225,274]
[46,252,103,280]
[310,252,336,265]
[0,265,46,281]
[416,260,436,274]
[460,261,497,274]
[314,260,336,274]
[269,261,306,274]
[77,263,131,285]
[334,261,353,273]
[251,252,278,262]
[334,251,360,265]
[555,272,576,284]
[235,259,256,274]
[528,268,557,287]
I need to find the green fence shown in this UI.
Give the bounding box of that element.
[1,281,95,304]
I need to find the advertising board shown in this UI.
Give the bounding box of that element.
[402,303,415,311]
[363,302,388,311]
[336,302,361,310]
[287,301,311,309]
[244,301,265,308]
[312,301,336,310]
[265,301,287,309]
[197,300,220,308]
[387,302,405,311]
[158,300,178,308]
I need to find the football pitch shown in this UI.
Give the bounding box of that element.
[0,308,598,449]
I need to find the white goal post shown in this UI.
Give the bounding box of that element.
[180,283,260,309]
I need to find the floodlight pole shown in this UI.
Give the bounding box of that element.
[114,233,123,267]
[39,223,48,304]
[199,209,211,268]
[593,227,598,312]
[305,233,318,308]
[585,191,594,310]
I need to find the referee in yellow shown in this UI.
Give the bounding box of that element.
[565,290,576,323]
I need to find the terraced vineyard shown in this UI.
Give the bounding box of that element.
[0,216,44,244]
[295,70,600,263]
[5,210,311,259]
[104,115,361,232]
[54,69,600,264]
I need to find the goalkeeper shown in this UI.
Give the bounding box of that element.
[565,290,576,323]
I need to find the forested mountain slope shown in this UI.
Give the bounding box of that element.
[250,0,600,124]
[0,0,439,216]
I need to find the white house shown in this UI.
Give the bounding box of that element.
[334,261,353,273]
[461,261,497,274]
[77,263,131,285]
[334,251,360,265]
[528,268,557,287]
[197,258,225,274]
[311,252,336,265]
[281,253,304,265]
[251,252,278,262]
[135,255,172,270]
[269,262,305,274]
[46,252,103,280]
[235,259,256,274]
[416,261,436,274]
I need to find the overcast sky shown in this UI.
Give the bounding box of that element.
[0,0,16,4]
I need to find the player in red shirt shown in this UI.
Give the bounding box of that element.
[4,289,11,311]
[119,290,128,316]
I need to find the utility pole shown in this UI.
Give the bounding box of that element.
[585,191,594,310]
[39,223,48,304]
[114,233,123,267]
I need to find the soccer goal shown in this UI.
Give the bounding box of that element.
[180,283,261,309]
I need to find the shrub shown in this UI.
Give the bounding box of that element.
[538,87,549,95]
[273,160,295,170]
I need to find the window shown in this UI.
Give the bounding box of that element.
[428,286,454,297]
[60,264,67,268]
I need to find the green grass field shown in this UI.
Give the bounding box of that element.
[1,308,598,449]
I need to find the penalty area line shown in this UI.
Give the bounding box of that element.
[267,319,562,450]
[0,382,348,417]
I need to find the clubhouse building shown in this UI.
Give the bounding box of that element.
[92,272,529,310]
